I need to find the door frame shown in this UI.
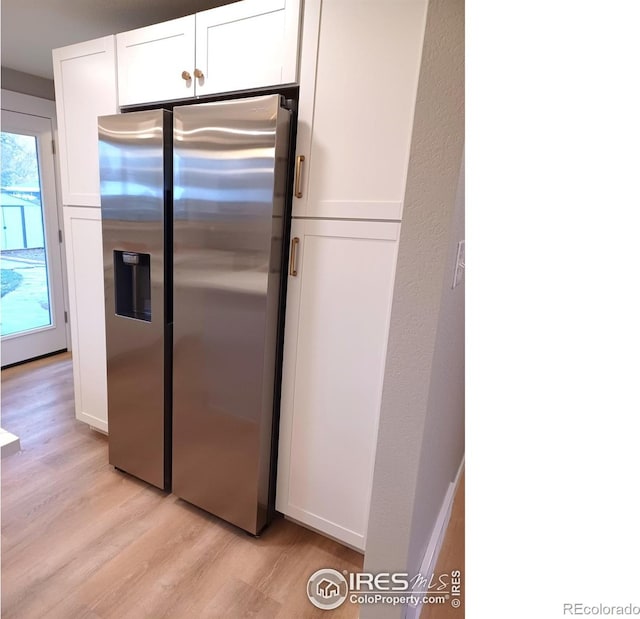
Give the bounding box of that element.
[1,89,71,360]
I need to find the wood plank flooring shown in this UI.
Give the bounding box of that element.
[1,353,363,618]
[421,473,465,619]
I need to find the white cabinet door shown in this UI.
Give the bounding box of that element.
[63,207,108,432]
[117,16,195,107]
[52,36,118,207]
[195,0,300,96]
[294,0,428,220]
[276,219,399,550]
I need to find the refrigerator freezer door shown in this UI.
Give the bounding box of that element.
[99,110,171,490]
[173,95,290,534]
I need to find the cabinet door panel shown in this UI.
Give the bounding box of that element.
[195,0,300,96]
[117,16,195,106]
[277,219,399,550]
[294,0,428,220]
[63,207,108,432]
[53,36,118,207]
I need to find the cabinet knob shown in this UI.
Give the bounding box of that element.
[181,70,192,81]
[194,68,204,79]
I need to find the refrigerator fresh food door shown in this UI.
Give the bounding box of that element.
[99,110,172,491]
[173,94,291,534]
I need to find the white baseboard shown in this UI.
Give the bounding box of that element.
[405,457,464,619]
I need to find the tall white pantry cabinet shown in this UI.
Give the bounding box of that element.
[52,0,429,551]
[52,35,118,432]
[276,0,428,551]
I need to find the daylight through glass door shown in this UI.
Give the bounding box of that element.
[0,131,52,336]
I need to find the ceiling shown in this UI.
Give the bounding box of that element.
[1,0,236,80]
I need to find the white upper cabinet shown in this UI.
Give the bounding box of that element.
[195,0,300,96]
[116,0,301,107]
[52,36,118,207]
[117,16,196,107]
[293,0,428,221]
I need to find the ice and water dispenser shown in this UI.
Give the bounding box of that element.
[113,250,152,322]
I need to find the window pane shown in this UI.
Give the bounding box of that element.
[1,132,52,336]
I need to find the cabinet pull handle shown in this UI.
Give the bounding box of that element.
[194,68,204,79]
[289,237,300,276]
[294,155,305,198]
[181,70,192,81]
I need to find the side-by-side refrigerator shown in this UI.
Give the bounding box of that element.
[98,95,292,535]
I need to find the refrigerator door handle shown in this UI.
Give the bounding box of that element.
[289,237,300,276]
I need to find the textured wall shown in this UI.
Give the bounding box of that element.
[1,67,55,100]
[362,0,465,616]
[407,156,464,574]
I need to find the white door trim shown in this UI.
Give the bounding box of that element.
[1,89,71,354]
[1,92,70,364]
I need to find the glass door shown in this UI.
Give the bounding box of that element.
[1,109,67,366]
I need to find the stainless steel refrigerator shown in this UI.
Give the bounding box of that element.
[99,95,292,534]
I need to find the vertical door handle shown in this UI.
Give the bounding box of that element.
[289,237,300,276]
[294,155,305,198]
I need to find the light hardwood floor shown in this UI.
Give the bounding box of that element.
[1,353,363,618]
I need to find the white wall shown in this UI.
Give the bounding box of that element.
[362,0,465,616]
[1,67,55,100]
